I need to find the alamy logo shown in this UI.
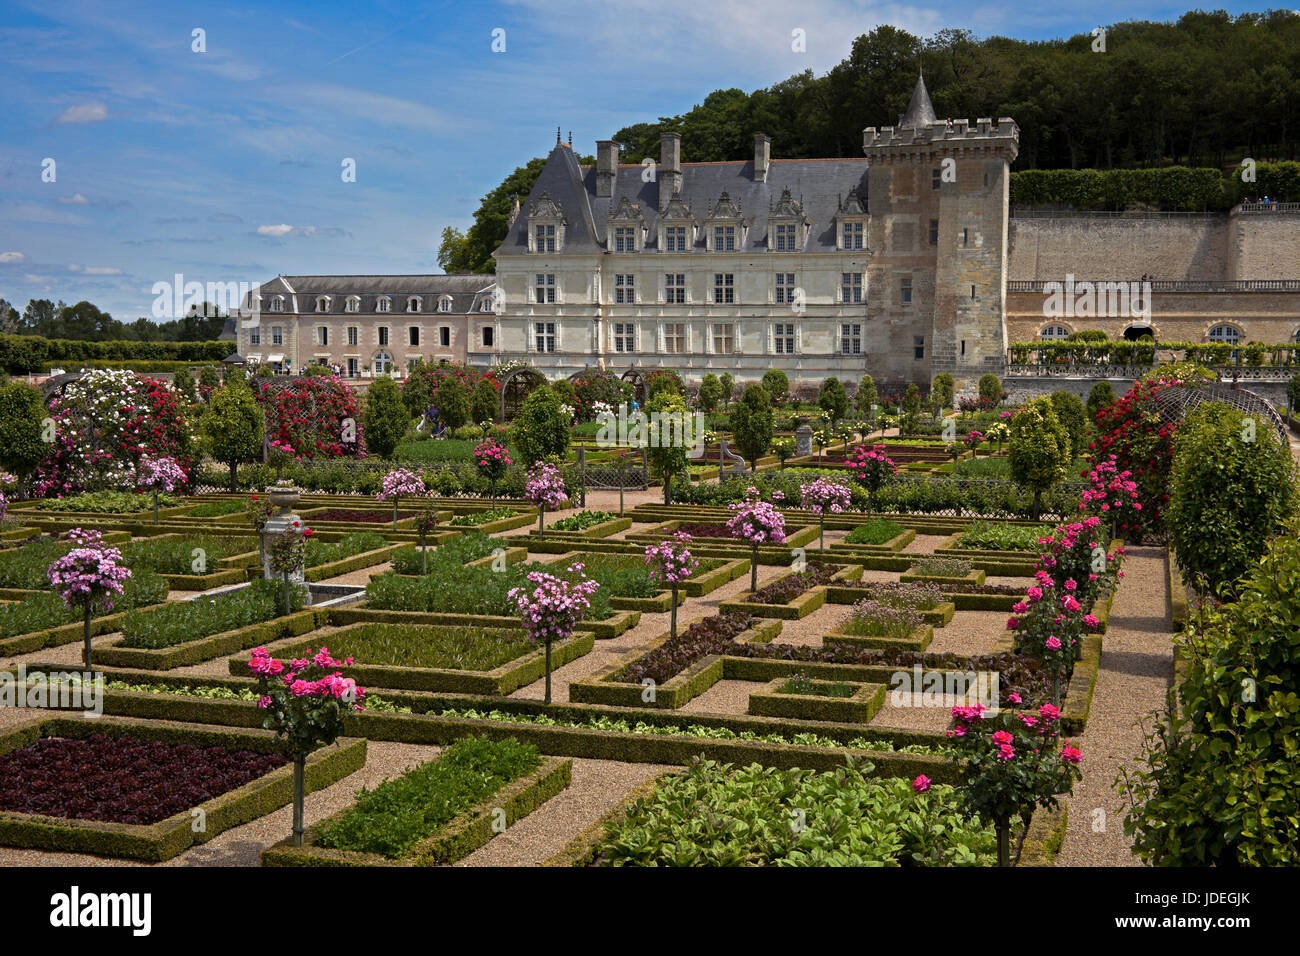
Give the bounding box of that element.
[0,665,102,715]
[1042,274,1151,322]
[150,272,257,322]
[50,886,151,936]
[889,665,1000,712]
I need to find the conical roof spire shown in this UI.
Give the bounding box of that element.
[898,72,937,128]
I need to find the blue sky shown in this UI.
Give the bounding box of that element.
[0,0,1273,320]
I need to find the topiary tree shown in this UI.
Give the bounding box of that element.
[0,382,49,496]
[855,373,878,414]
[1008,397,1071,520]
[731,384,774,470]
[817,377,848,423]
[1119,523,1300,865]
[643,390,690,504]
[362,375,410,459]
[978,373,1003,406]
[173,367,197,403]
[513,386,570,465]
[1086,380,1116,422]
[720,372,735,408]
[697,373,723,415]
[471,377,498,424]
[433,375,471,431]
[1049,390,1089,461]
[930,373,955,412]
[900,383,922,434]
[201,379,265,491]
[1166,403,1297,596]
[762,369,790,408]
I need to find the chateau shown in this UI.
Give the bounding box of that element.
[236,74,1300,393]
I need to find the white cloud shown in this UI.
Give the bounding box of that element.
[55,102,110,124]
[0,252,25,263]
[58,193,91,205]
[84,266,123,275]
[257,224,295,237]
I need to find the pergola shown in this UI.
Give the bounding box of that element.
[1149,381,1288,446]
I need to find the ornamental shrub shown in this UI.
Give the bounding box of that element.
[697,373,724,414]
[471,377,498,424]
[719,373,735,407]
[570,369,627,423]
[0,382,49,494]
[1086,380,1116,422]
[1008,397,1070,520]
[1119,524,1300,865]
[1166,403,1297,596]
[1049,390,1088,461]
[762,369,790,408]
[978,374,1003,406]
[643,390,690,504]
[818,377,848,423]
[731,384,774,470]
[362,376,410,459]
[433,375,471,431]
[930,373,954,411]
[513,386,570,465]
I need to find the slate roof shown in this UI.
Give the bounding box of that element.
[899,73,938,128]
[241,274,496,315]
[497,144,871,256]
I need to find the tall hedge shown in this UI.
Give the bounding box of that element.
[0,334,232,375]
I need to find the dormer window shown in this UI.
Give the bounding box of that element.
[346,296,360,313]
[657,192,696,253]
[407,296,422,312]
[377,297,391,313]
[766,189,808,253]
[316,296,330,312]
[438,296,452,313]
[607,197,645,253]
[527,192,566,253]
[835,189,869,251]
[480,297,494,313]
[706,192,745,253]
[614,227,636,252]
[270,296,284,313]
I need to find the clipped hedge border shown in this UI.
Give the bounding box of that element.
[91,607,329,671]
[304,544,398,583]
[1017,804,1068,867]
[231,625,594,696]
[747,678,887,724]
[448,511,539,535]
[717,564,863,620]
[0,600,173,658]
[327,603,641,639]
[0,715,365,862]
[824,623,935,653]
[626,519,820,553]
[828,528,917,554]
[900,568,988,586]
[537,516,632,539]
[261,756,572,867]
[823,587,957,626]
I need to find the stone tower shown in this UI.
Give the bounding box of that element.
[862,74,1019,393]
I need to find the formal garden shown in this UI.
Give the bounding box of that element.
[0,356,1295,868]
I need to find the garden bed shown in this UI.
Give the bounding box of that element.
[717,563,862,619]
[747,676,886,723]
[0,715,365,862]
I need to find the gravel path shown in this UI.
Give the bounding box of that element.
[1054,546,1173,866]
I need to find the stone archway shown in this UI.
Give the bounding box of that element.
[497,366,548,422]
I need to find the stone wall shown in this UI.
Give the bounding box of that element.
[1008,216,1228,281]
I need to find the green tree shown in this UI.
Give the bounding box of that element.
[978,373,1003,406]
[1287,372,1300,416]
[0,382,49,494]
[471,377,498,424]
[900,383,922,433]
[1166,403,1297,596]
[643,390,689,504]
[762,369,790,407]
[200,379,265,492]
[173,367,196,403]
[1049,390,1088,461]
[720,373,735,408]
[931,373,955,411]
[1008,397,1070,520]
[1086,380,1116,421]
[731,384,774,470]
[433,376,471,431]
[855,373,878,413]
[197,364,221,399]
[363,375,411,459]
[817,377,848,423]
[697,373,723,414]
[513,386,570,465]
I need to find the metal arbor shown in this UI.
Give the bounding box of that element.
[620,368,648,407]
[1148,381,1288,447]
[497,366,547,421]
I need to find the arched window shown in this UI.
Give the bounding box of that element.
[439,296,452,313]
[480,298,494,313]
[407,297,421,312]
[270,296,284,313]
[1039,325,1070,341]
[316,296,330,312]
[1292,328,1300,344]
[374,351,394,375]
[346,296,360,313]
[1208,324,1240,346]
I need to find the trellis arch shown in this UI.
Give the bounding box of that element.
[620,368,648,407]
[497,366,548,421]
[1149,381,1287,447]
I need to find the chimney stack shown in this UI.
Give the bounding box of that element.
[754,133,771,183]
[659,131,681,211]
[596,140,618,197]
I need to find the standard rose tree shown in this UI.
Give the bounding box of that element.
[524,460,568,539]
[799,477,851,552]
[47,528,133,667]
[845,444,897,515]
[473,438,512,504]
[727,488,786,593]
[508,564,599,704]
[248,646,364,846]
[645,532,699,639]
[376,467,426,530]
[137,454,187,524]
